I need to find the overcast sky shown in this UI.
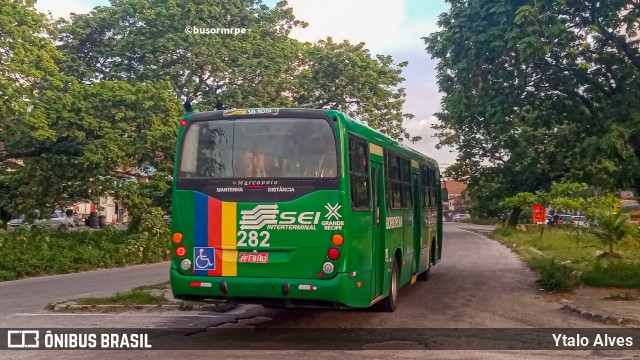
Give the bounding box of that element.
[34,0,457,169]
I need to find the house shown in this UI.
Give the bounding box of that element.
[68,195,129,224]
[442,179,467,218]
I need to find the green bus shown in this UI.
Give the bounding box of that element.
[170,108,444,311]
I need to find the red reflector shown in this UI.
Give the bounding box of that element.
[247,185,262,189]
[356,282,362,287]
[180,119,187,126]
[327,248,340,260]
[190,282,201,287]
[175,245,187,257]
[318,272,323,277]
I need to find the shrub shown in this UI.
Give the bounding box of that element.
[0,226,170,281]
[537,258,580,292]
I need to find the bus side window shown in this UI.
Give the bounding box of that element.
[349,136,370,211]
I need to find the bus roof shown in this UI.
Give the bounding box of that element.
[329,110,439,170]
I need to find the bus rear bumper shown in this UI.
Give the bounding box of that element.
[170,268,370,308]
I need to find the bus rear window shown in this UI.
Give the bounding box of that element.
[179,118,338,178]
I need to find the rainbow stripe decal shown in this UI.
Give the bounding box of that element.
[194,192,238,276]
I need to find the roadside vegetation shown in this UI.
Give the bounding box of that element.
[75,288,169,306]
[0,215,170,281]
[492,227,640,291]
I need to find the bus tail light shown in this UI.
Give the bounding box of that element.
[172,232,183,244]
[331,234,344,247]
[180,119,187,126]
[327,248,340,260]
[175,245,187,257]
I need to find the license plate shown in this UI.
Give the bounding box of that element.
[238,252,269,263]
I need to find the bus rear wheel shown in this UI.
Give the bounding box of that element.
[378,260,399,312]
[418,241,435,281]
[417,266,430,281]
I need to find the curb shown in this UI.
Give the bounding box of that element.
[560,300,640,328]
[50,302,236,313]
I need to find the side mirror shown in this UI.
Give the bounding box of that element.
[441,188,448,201]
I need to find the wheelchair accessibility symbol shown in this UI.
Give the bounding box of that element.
[194,247,216,270]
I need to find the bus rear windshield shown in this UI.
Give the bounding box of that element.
[179,118,338,179]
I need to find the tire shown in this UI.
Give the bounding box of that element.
[378,260,399,312]
[417,266,430,281]
[418,240,435,281]
[58,225,68,232]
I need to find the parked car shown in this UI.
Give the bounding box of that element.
[571,215,588,227]
[547,214,573,225]
[7,218,25,231]
[452,213,470,222]
[7,210,69,232]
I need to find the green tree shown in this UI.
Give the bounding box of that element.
[56,0,306,106]
[425,0,640,200]
[0,79,181,218]
[295,38,419,142]
[0,0,66,161]
[56,0,418,141]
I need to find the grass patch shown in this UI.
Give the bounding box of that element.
[603,293,638,301]
[0,225,170,281]
[75,289,168,306]
[582,261,640,288]
[179,302,194,311]
[491,227,640,290]
[132,281,170,292]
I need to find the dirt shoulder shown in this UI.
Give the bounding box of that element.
[556,287,640,327]
[468,227,640,327]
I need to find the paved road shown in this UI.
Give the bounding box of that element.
[0,263,170,326]
[2,223,637,359]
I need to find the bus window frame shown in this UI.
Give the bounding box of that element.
[385,150,411,210]
[176,115,341,181]
[348,134,371,212]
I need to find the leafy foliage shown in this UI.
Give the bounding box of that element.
[0,80,182,217]
[590,209,639,255]
[426,0,640,206]
[56,0,417,141]
[0,227,170,281]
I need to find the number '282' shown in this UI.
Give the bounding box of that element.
[237,231,270,247]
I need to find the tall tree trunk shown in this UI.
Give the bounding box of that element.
[507,206,523,227]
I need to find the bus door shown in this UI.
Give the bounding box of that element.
[371,161,385,296]
[412,173,421,274]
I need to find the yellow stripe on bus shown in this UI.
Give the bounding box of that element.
[222,250,238,276]
[221,202,237,276]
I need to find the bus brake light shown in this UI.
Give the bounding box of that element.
[175,245,187,257]
[180,119,187,126]
[327,248,340,260]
